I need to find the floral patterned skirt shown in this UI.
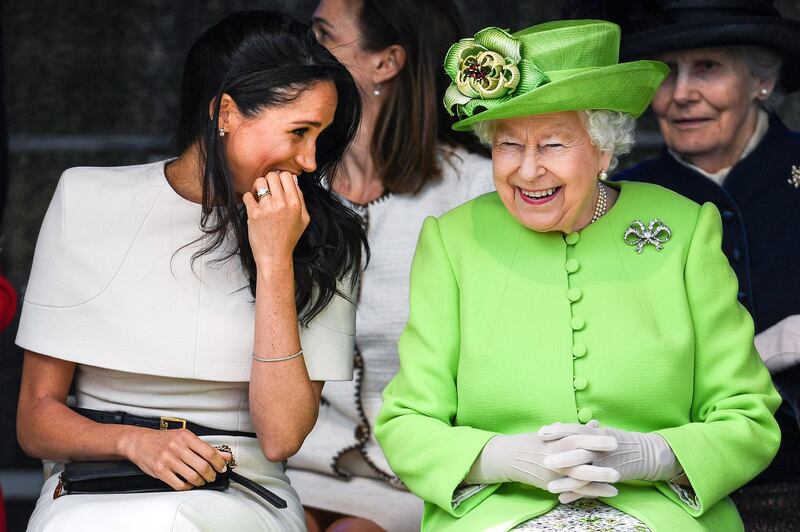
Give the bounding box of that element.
[512,500,650,531]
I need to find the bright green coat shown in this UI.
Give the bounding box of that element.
[375,181,781,532]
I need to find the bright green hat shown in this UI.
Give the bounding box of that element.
[443,19,668,131]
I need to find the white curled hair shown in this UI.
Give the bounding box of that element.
[471,109,636,171]
[579,110,636,171]
[735,45,784,112]
[471,120,497,149]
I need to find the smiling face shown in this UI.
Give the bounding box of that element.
[490,111,611,234]
[651,47,765,173]
[220,81,338,195]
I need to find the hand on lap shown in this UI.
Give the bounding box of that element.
[539,419,683,501]
[466,430,620,503]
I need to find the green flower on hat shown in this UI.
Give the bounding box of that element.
[443,27,547,119]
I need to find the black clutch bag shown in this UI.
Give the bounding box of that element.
[54,460,286,508]
[55,460,229,496]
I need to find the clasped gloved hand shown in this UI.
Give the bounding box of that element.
[464,430,621,502]
[538,420,683,503]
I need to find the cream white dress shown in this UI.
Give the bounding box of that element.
[16,160,357,532]
[286,147,494,531]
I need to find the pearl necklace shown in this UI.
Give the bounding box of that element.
[590,181,608,224]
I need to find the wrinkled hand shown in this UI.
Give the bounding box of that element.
[242,171,310,265]
[121,428,232,491]
[465,432,620,502]
[539,420,682,489]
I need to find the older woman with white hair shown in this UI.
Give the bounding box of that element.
[375,20,781,531]
[592,0,800,486]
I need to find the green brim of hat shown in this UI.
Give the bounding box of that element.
[452,60,668,131]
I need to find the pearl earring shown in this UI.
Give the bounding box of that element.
[219,127,226,137]
[373,84,381,96]
[759,88,769,97]
[598,169,608,181]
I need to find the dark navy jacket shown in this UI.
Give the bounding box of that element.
[616,114,800,335]
[617,115,800,483]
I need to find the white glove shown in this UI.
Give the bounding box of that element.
[465,431,620,502]
[539,421,683,484]
[754,315,800,372]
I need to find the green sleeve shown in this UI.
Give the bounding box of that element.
[655,202,782,514]
[375,216,499,516]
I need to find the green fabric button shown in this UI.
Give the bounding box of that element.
[567,287,582,302]
[565,259,580,273]
[570,317,585,330]
[565,232,580,245]
[573,376,588,391]
[577,408,593,423]
[572,344,587,358]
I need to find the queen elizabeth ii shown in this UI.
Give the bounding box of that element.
[374,20,781,531]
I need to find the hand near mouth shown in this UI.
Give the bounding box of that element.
[242,171,310,266]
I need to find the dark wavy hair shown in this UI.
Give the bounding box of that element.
[355,0,487,194]
[174,11,367,324]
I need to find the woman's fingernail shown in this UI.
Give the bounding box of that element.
[222,465,228,472]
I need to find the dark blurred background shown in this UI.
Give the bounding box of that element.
[2,1,799,530]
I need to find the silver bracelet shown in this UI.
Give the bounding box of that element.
[252,348,304,363]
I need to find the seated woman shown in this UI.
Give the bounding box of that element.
[287,1,492,530]
[595,0,800,484]
[375,20,781,531]
[16,11,366,531]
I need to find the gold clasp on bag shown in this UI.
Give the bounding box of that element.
[159,416,187,430]
[214,444,237,469]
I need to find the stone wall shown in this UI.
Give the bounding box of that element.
[0,1,563,529]
[2,1,799,529]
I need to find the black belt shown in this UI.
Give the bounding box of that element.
[74,407,257,439]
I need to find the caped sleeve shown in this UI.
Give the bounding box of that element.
[655,202,781,514]
[16,168,127,355]
[19,170,75,309]
[16,162,356,382]
[300,273,356,381]
[375,216,498,517]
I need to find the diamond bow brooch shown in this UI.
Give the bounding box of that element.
[623,219,672,254]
